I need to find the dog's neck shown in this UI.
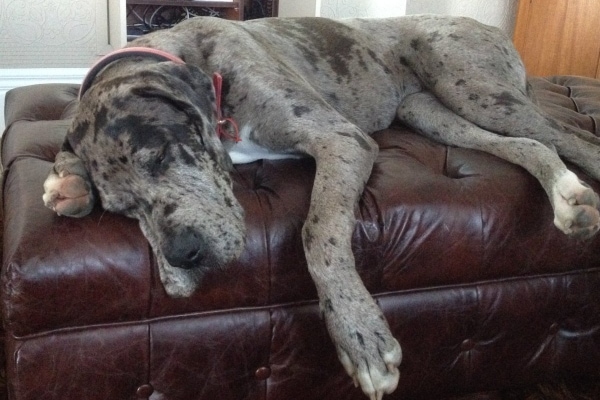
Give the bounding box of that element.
[79,47,240,143]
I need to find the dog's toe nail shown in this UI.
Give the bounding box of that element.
[565,220,573,229]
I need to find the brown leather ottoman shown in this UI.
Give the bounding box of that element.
[2,76,600,399]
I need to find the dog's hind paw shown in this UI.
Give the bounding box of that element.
[42,151,95,218]
[323,297,402,400]
[552,171,600,239]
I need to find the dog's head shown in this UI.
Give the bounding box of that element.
[65,60,245,297]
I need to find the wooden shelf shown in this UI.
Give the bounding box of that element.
[127,0,239,7]
[126,0,243,20]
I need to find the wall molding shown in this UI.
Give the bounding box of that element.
[1,68,87,132]
[0,68,88,90]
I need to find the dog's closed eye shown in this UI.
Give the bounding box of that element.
[145,145,171,176]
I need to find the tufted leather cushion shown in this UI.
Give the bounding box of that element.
[2,77,600,399]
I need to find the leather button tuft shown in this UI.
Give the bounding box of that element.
[255,366,271,380]
[136,384,154,398]
[461,339,475,352]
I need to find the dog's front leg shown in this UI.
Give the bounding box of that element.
[43,150,95,217]
[300,132,402,400]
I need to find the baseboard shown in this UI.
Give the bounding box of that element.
[0,68,87,133]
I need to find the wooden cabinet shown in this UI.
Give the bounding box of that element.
[513,0,600,78]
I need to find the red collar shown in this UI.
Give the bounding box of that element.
[79,47,240,142]
[212,72,241,143]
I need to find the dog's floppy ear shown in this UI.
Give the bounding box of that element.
[131,63,233,171]
[42,138,97,217]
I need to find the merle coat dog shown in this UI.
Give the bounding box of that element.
[42,15,600,399]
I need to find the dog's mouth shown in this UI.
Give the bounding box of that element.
[169,248,205,270]
[155,255,207,298]
[137,211,246,298]
[163,238,241,272]
[156,238,245,298]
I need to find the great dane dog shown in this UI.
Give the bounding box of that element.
[43,15,600,399]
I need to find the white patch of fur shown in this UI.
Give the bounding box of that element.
[42,173,60,206]
[552,170,600,235]
[225,124,304,164]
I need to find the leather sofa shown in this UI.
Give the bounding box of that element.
[2,76,600,400]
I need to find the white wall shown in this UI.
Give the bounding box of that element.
[278,0,407,18]
[0,0,125,132]
[406,0,519,35]
[320,0,407,18]
[279,0,517,35]
[278,0,321,17]
[0,0,125,68]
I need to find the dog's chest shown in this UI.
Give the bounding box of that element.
[225,124,304,164]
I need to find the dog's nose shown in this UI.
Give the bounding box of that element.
[163,228,206,269]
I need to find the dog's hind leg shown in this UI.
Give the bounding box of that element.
[296,125,401,400]
[398,91,600,239]
[407,23,600,182]
[432,77,600,182]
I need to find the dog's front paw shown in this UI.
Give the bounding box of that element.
[552,171,600,239]
[323,296,402,400]
[42,151,95,217]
